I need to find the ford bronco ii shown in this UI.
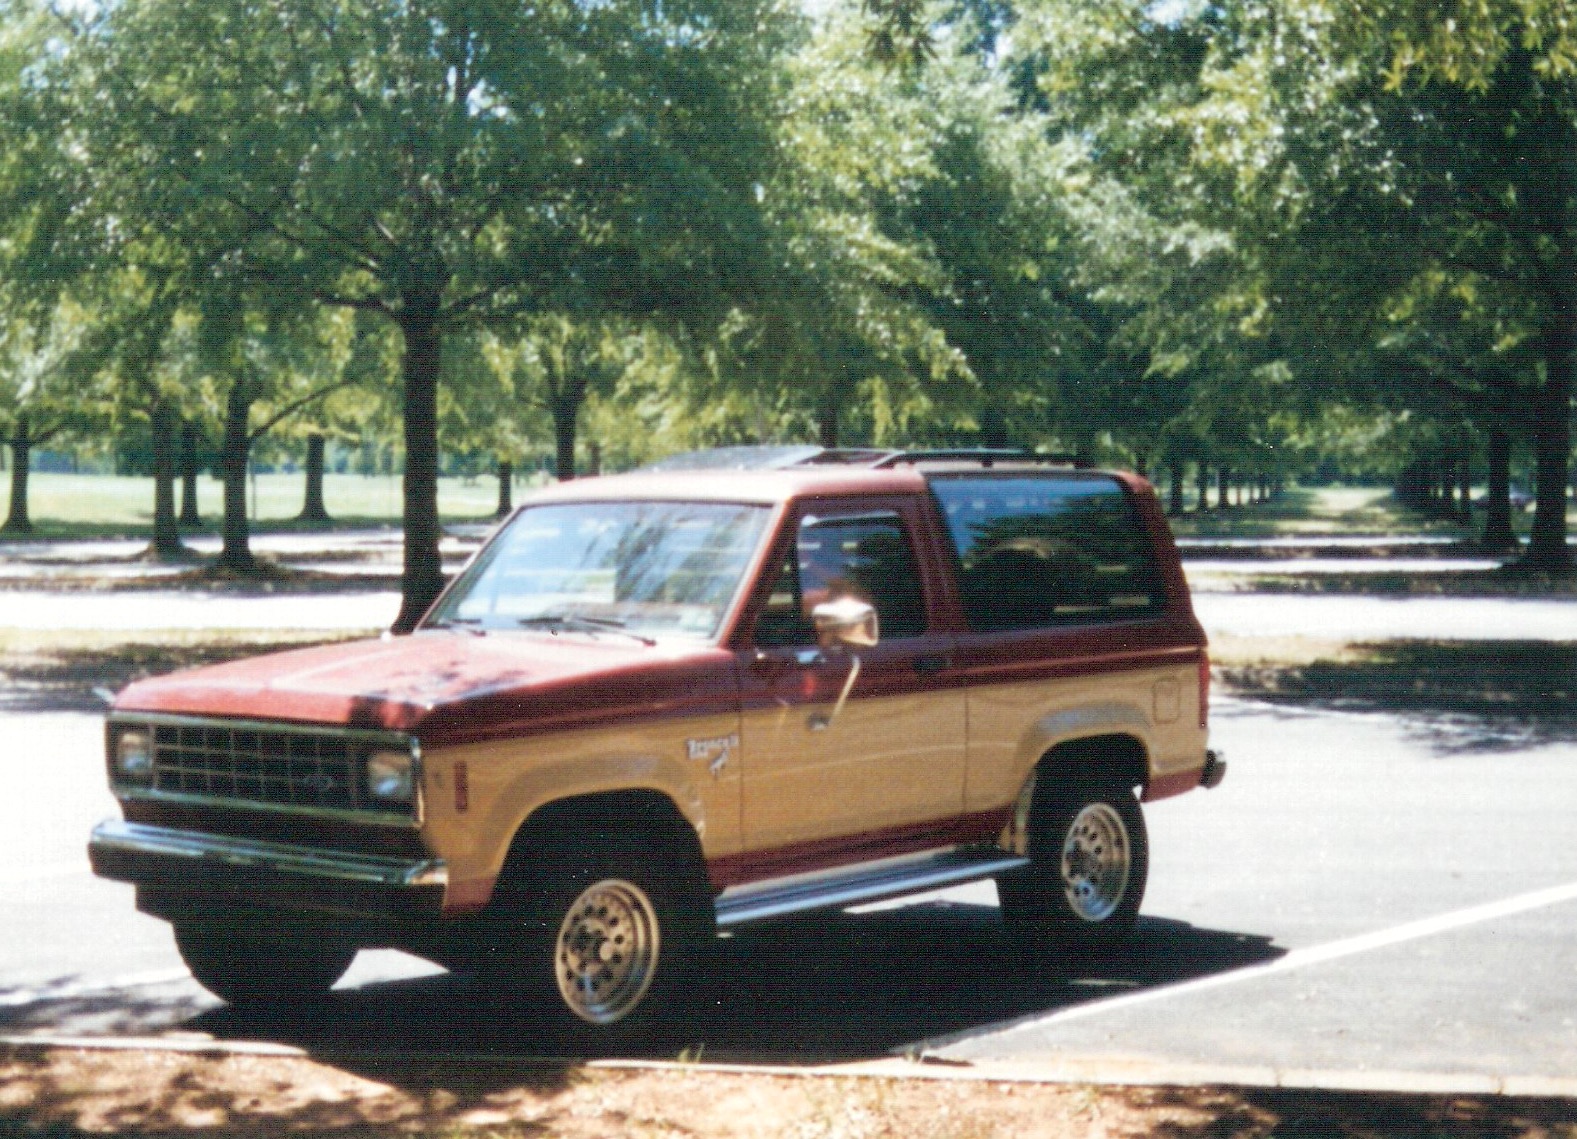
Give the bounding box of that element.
[90,448,1225,1034]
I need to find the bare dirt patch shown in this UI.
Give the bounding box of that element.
[3,1044,1576,1138]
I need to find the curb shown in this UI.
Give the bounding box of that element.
[5,1035,1574,1100]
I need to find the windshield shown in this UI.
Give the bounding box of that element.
[426,500,772,642]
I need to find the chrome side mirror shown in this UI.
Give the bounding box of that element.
[807,598,878,730]
[811,597,879,652]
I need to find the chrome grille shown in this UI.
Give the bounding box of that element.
[151,723,365,811]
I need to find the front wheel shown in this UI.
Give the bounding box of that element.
[173,915,356,1009]
[997,776,1148,970]
[484,832,711,1039]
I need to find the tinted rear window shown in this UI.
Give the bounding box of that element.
[929,475,1165,631]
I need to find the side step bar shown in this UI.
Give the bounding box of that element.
[714,847,1029,929]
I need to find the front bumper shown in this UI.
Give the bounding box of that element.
[89,819,448,922]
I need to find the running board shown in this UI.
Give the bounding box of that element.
[714,847,1029,929]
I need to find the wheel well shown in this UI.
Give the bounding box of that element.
[501,789,706,883]
[1037,734,1148,792]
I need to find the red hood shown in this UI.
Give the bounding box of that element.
[114,631,738,745]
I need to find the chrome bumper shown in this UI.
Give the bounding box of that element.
[89,819,447,920]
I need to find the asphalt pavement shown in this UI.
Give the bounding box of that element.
[1,532,1573,1087]
[4,694,1574,1085]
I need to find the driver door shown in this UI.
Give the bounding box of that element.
[735,503,966,861]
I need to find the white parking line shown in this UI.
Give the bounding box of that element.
[1030,879,1577,1030]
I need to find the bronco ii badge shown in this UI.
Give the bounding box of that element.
[686,733,738,778]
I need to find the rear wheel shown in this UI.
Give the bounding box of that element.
[997,776,1148,970]
[173,915,356,1008]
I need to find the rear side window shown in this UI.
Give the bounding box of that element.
[930,475,1165,631]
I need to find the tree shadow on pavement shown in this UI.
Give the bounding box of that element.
[1221,639,1577,753]
[0,638,355,714]
[177,903,1282,1070]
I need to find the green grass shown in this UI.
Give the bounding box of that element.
[0,471,529,539]
[1167,485,1481,540]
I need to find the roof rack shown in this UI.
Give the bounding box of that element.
[637,445,1080,473]
[868,448,1077,469]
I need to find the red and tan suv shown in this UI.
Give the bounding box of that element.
[90,448,1224,1034]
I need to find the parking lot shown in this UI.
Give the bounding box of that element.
[3,684,1573,1085]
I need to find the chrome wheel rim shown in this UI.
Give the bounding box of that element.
[554,878,660,1024]
[1061,802,1130,922]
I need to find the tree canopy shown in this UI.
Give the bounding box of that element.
[0,0,1570,595]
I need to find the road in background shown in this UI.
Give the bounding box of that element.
[0,576,1570,640]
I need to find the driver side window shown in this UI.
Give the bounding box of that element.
[753,513,927,646]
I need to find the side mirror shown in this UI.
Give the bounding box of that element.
[806,598,878,732]
[811,597,880,651]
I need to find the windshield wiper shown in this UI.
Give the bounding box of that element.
[515,614,656,646]
[430,616,486,636]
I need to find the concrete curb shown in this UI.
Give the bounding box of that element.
[5,1034,1574,1099]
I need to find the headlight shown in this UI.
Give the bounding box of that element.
[114,729,153,782]
[366,749,416,804]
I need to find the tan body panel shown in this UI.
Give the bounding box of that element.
[964,659,1206,813]
[738,679,966,851]
[421,710,744,908]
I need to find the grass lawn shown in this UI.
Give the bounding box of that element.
[4,478,1490,542]
[1,471,526,539]
[1167,485,1484,540]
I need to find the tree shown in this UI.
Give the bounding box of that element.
[0,299,103,534]
[176,303,367,571]
[707,8,969,449]
[54,0,789,628]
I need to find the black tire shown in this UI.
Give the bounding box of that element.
[173,915,356,1008]
[997,775,1148,970]
[483,830,712,1040]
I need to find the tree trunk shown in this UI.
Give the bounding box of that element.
[298,433,331,523]
[1168,462,1185,515]
[980,403,1009,450]
[1196,460,1210,511]
[393,300,448,633]
[4,418,31,533]
[553,393,579,481]
[1482,428,1516,551]
[1215,466,1228,510]
[1457,447,1472,522]
[148,400,187,560]
[213,383,257,572]
[495,458,514,518]
[179,421,201,527]
[817,399,840,449]
[1526,322,1573,568]
[2,415,32,534]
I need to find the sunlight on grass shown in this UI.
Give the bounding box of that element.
[5,472,516,538]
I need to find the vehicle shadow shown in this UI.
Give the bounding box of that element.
[183,903,1283,1067]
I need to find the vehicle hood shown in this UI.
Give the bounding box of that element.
[113,631,737,744]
